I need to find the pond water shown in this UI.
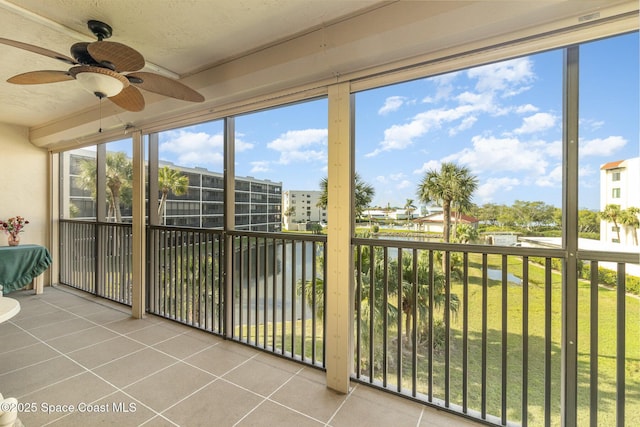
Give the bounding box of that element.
[487,268,522,285]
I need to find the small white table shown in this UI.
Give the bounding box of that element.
[0,297,20,323]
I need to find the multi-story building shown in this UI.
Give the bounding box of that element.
[62,150,281,232]
[600,157,640,245]
[282,190,326,230]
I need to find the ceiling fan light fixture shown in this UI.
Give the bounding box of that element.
[69,66,129,98]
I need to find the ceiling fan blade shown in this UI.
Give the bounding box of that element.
[108,85,145,112]
[87,41,145,72]
[7,70,73,85]
[128,72,204,102]
[0,37,77,65]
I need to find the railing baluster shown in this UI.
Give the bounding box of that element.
[369,243,375,383]
[589,259,598,427]
[501,254,508,425]
[397,248,403,392]
[544,257,552,427]
[462,251,469,413]
[301,240,307,362]
[616,262,625,427]
[522,255,529,427]
[481,253,488,419]
[412,248,418,398]
[428,249,434,402]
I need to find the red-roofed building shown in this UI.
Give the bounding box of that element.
[412,211,479,234]
[600,157,640,245]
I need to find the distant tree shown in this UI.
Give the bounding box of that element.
[318,173,375,221]
[578,209,600,234]
[600,204,622,242]
[404,198,416,221]
[77,152,132,222]
[283,206,296,224]
[158,166,189,224]
[619,207,640,245]
[416,162,478,243]
[455,224,479,244]
[510,200,556,231]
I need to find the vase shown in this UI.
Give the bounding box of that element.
[8,233,20,246]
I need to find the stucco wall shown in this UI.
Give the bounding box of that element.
[0,122,48,248]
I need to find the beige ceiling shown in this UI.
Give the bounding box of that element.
[0,0,636,148]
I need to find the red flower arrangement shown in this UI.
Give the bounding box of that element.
[1,216,29,236]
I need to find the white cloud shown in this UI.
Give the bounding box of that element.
[397,180,412,189]
[580,118,605,131]
[160,130,230,168]
[413,160,441,175]
[449,116,477,136]
[579,136,627,157]
[467,57,535,96]
[446,135,549,175]
[516,104,539,114]
[535,164,562,187]
[514,112,557,134]
[476,177,521,202]
[378,96,406,115]
[267,128,328,164]
[250,161,270,173]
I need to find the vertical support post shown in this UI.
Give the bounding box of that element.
[561,46,579,427]
[132,130,146,319]
[325,82,354,393]
[148,133,159,226]
[224,117,236,339]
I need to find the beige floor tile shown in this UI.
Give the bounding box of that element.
[27,317,97,341]
[270,372,347,422]
[49,390,157,426]
[0,329,40,353]
[123,361,216,413]
[67,336,146,369]
[0,342,60,373]
[16,372,118,426]
[151,332,214,359]
[102,317,161,334]
[161,380,263,427]
[222,357,299,397]
[11,309,77,330]
[125,323,186,346]
[183,343,256,376]
[237,400,325,426]
[92,347,176,388]
[330,384,423,427]
[46,325,119,353]
[0,355,86,399]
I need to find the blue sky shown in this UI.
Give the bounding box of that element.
[154,32,638,211]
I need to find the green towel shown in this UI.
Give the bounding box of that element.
[0,244,52,293]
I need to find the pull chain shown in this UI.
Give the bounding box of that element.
[99,95,103,133]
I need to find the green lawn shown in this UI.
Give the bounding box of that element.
[431,254,639,426]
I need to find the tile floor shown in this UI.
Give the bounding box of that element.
[0,286,484,426]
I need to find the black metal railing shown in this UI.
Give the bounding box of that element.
[351,237,638,427]
[59,220,637,426]
[60,220,132,305]
[147,225,224,333]
[229,230,326,367]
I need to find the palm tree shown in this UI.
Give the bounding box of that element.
[619,207,640,245]
[403,198,416,222]
[77,152,133,222]
[600,204,622,243]
[416,162,478,243]
[318,172,375,221]
[158,166,189,225]
[455,223,479,244]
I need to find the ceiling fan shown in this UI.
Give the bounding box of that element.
[0,20,204,112]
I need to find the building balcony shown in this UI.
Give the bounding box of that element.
[1,286,481,427]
